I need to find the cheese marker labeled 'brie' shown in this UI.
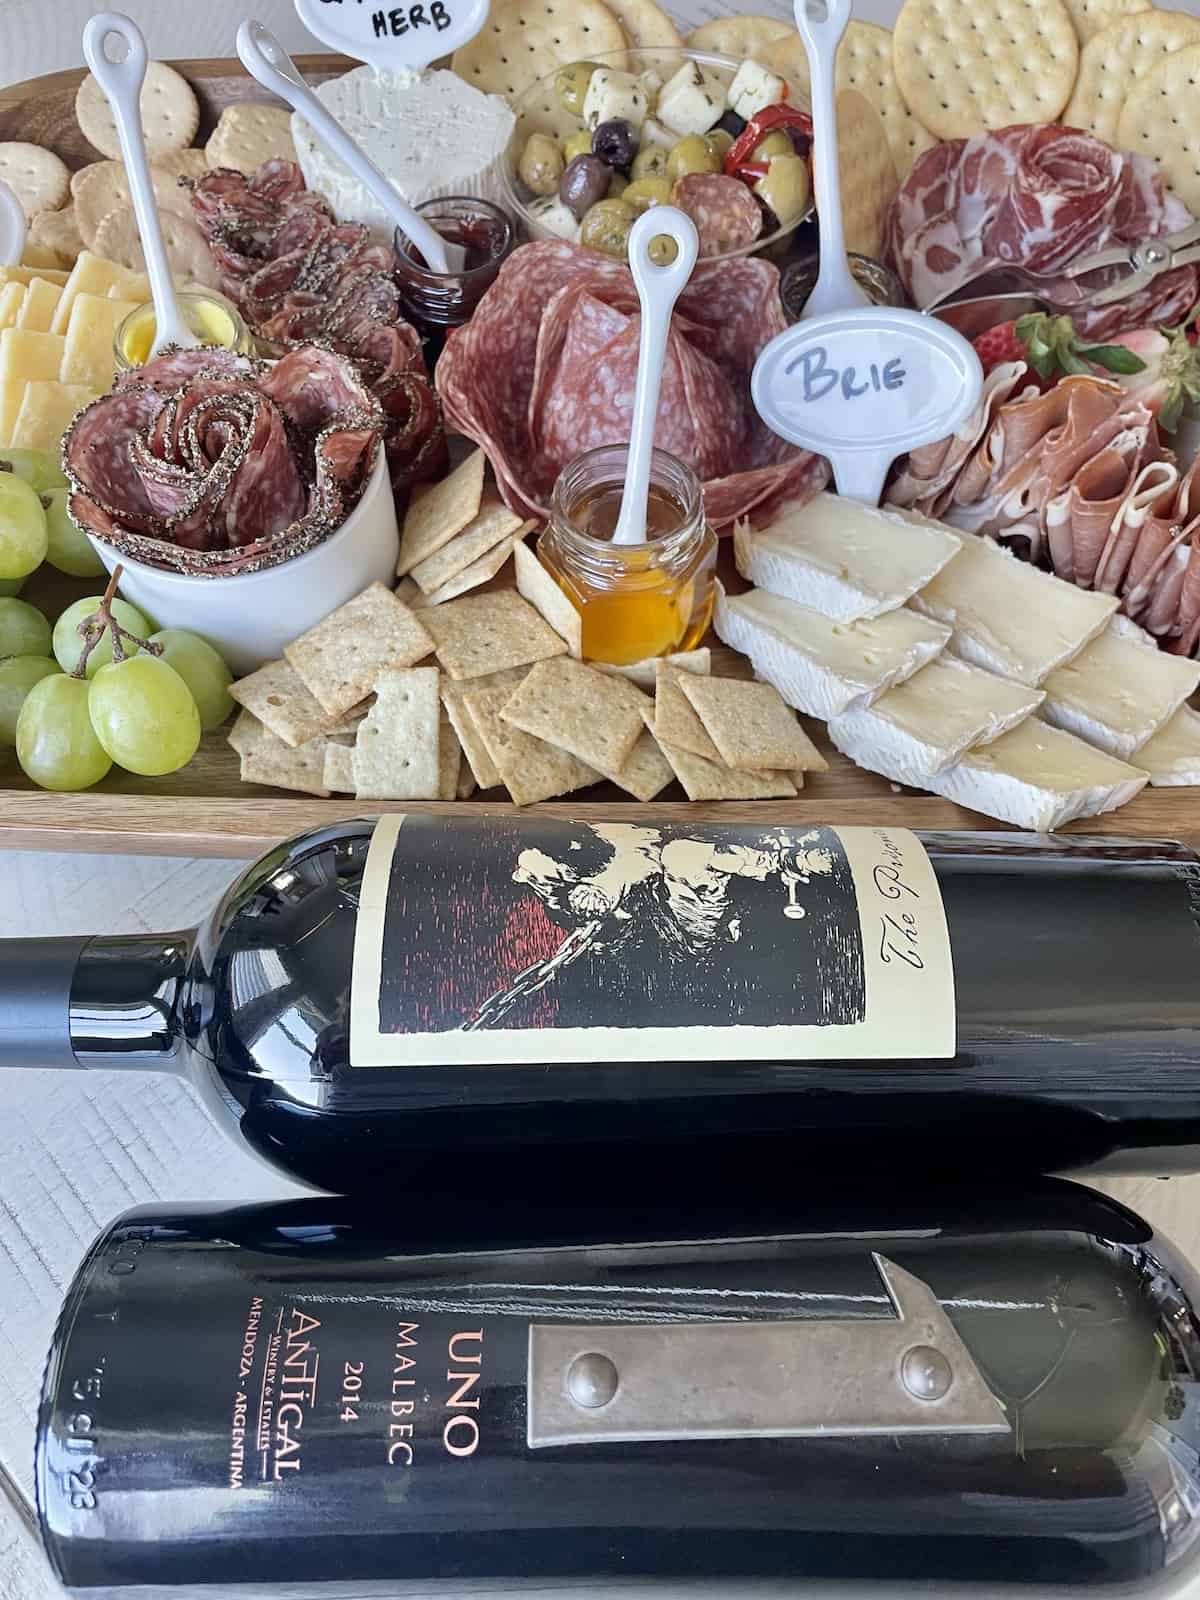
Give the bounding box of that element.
[1040,615,1200,759]
[828,656,1043,785]
[912,532,1118,685]
[929,718,1148,831]
[734,494,962,622]
[1133,704,1200,786]
[714,583,950,720]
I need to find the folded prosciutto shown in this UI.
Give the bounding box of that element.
[437,240,827,529]
[885,125,1198,339]
[63,346,384,577]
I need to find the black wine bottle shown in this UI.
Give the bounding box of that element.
[3,814,1200,1193]
[36,1177,1200,1592]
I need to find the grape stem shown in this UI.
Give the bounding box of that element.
[71,564,163,678]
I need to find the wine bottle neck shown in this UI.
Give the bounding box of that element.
[67,933,193,1073]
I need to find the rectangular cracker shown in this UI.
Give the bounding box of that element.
[423,589,567,680]
[500,657,647,778]
[241,733,331,797]
[677,674,830,773]
[283,582,433,719]
[438,707,462,800]
[656,740,799,802]
[323,742,357,794]
[464,680,599,806]
[417,537,516,607]
[229,658,332,749]
[611,729,675,801]
[513,537,583,657]
[396,448,486,575]
[441,666,530,790]
[227,707,264,756]
[352,667,441,800]
[653,662,721,762]
[598,648,711,692]
[410,495,528,593]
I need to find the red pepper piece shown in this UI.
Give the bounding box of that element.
[724,103,814,181]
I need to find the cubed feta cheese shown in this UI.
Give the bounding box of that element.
[528,195,581,242]
[729,59,787,122]
[582,68,648,132]
[639,117,675,150]
[656,61,728,138]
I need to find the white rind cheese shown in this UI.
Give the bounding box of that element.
[828,656,1043,785]
[292,66,515,229]
[911,532,1118,685]
[714,583,950,720]
[1134,704,1200,786]
[734,493,962,621]
[928,718,1148,830]
[1040,614,1200,758]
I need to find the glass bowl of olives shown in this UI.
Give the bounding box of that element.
[499,48,815,267]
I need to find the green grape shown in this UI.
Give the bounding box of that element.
[0,447,67,493]
[53,593,153,677]
[43,488,104,578]
[0,576,25,597]
[16,672,112,790]
[88,654,201,776]
[0,473,48,580]
[0,597,51,659]
[148,628,234,733]
[0,655,60,745]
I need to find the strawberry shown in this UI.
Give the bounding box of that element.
[971,320,1028,378]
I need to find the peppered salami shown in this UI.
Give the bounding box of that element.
[670,173,763,259]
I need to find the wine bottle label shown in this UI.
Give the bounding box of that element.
[351,817,954,1066]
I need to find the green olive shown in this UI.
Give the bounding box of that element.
[705,127,734,161]
[623,175,672,212]
[648,233,679,266]
[751,129,793,162]
[753,153,811,228]
[607,172,628,200]
[579,197,636,260]
[631,143,669,182]
[666,133,722,184]
[555,60,601,117]
[518,132,565,196]
[563,129,592,164]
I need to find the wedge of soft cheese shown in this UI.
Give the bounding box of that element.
[1133,704,1200,786]
[828,656,1043,784]
[734,494,962,621]
[714,583,950,719]
[1040,615,1200,759]
[928,718,1148,830]
[912,533,1119,685]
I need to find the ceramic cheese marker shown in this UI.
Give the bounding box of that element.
[611,207,701,548]
[237,19,462,272]
[81,13,200,357]
[750,0,983,505]
[0,181,26,268]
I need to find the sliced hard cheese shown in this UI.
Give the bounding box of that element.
[0,328,67,444]
[0,283,24,330]
[828,656,1043,784]
[929,719,1148,830]
[714,583,950,719]
[50,252,146,337]
[10,381,96,453]
[1040,615,1200,758]
[1134,704,1200,787]
[0,265,68,288]
[735,493,962,621]
[14,277,62,333]
[60,293,138,390]
[912,532,1118,685]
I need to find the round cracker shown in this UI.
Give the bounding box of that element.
[452,0,627,106]
[27,204,83,266]
[892,0,1078,140]
[0,143,69,220]
[93,205,219,290]
[1118,42,1200,215]
[1060,0,1149,45]
[831,89,898,260]
[156,147,211,182]
[74,160,195,252]
[600,0,680,52]
[75,62,199,161]
[1064,9,1200,144]
[206,103,297,174]
[686,15,796,59]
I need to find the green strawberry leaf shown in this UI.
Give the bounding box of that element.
[1160,389,1185,433]
[1057,348,1094,377]
[1077,343,1148,374]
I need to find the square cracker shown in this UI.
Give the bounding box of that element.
[513,537,582,657]
[241,731,331,797]
[229,658,332,749]
[396,449,486,575]
[323,742,357,794]
[464,680,599,806]
[677,675,829,773]
[653,663,721,762]
[284,583,434,719]
[418,537,516,607]
[423,589,566,681]
[352,668,441,800]
[657,741,799,802]
[227,707,264,756]
[598,648,710,693]
[438,708,463,801]
[500,657,647,778]
[410,495,528,593]
[441,667,530,790]
[611,730,675,802]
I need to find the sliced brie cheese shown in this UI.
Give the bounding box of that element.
[714,584,950,720]
[292,66,515,229]
[734,493,962,621]
[1133,704,1200,786]
[912,532,1118,685]
[929,719,1148,830]
[828,657,1043,784]
[1040,614,1200,758]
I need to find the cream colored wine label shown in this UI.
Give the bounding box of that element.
[350,817,955,1066]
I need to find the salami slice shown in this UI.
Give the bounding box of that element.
[670,174,763,259]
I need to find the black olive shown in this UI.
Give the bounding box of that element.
[785,126,812,159]
[591,118,638,173]
[559,154,614,221]
[716,108,747,139]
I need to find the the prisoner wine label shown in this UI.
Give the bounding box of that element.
[351,818,954,1066]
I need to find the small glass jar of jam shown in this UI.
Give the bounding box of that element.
[537,444,718,667]
[394,196,513,365]
[780,252,906,321]
[114,290,254,372]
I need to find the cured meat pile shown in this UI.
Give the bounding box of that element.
[189,161,445,494]
[438,240,827,529]
[886,125,1198,340]
[63,346,384,577]
[888,369,1200,655]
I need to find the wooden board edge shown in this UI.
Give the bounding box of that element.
[0,55,356,112]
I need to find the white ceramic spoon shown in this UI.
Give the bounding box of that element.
[0,181,26,268]
[612,207,700,548]
[796,0,869,320]
[82,12,199,356]
[236,20,462,273]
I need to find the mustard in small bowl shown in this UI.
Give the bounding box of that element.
[114,291,254,372]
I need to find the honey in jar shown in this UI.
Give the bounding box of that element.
[538,444,718,666]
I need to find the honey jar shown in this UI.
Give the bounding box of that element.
[114,291,254,372]
[538,444,717,666]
